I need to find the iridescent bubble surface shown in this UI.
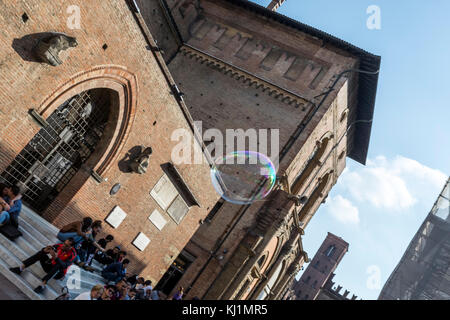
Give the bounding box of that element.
[210,151,277,205]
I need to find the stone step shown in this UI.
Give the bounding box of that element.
[0,257,43,300]
[18,217,54,247]
[22,205,60,234]
[0,241,58,300]
[0,231,67,295]
[20,206,59,241]
[18,215,106,284]
[0,231,101,296]
[0,205,112,299]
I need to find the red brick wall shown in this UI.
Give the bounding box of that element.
[0,0,218,281]
[157,0,359,298]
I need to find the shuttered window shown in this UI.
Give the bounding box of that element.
[150,173,190,224]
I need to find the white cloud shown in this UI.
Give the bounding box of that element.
[340,155,447,212]
[326,195,360,225]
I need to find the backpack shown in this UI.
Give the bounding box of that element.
[0,224,22,241]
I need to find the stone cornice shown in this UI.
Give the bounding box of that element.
[180,45,313,109]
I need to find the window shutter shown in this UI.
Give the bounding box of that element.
[150,174,179,210]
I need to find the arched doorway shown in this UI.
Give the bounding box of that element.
[1,88,117,213]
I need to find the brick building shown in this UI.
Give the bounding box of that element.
[315,273,359,300]
[137,0,380,299]
[291,232,348,300]
[0,0,218,283]
[0,0,380,299]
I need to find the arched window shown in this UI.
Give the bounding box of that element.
[340,109,349,123]
[291,132,333,195]
[1,89,116,212]
[257,255,267,268]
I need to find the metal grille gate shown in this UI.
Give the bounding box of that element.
[0,89,111,213]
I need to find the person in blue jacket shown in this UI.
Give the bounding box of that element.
[102,259,130,283]
[0,185,22,228]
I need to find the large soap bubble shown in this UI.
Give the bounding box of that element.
[210,151,277,205]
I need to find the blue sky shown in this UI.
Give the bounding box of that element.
[251,0,449,299]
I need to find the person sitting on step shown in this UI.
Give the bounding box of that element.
[57,217,93,246]
[0,185,22,228]
[93,234,114,264]
[77,220,105,271]
[101,259,130,284]
[9,238,77,294]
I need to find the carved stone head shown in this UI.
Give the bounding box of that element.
[34,33,78,66]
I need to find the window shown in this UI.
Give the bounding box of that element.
[340,109,349,123]
[314,260,320,268]
[291,133,333,195]
[297,171,332,226]
[325,245,336,257]
[257,255,267,268]
[304,294,309,300]
[151,173,190,224]
[305,275,311,283]
[312,280,318,288]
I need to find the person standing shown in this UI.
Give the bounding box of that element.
[172,286,184,300]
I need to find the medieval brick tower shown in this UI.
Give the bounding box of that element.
[292,232,349,300]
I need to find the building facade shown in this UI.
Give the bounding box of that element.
[315,273,359,300]
[139,0,380,299]
[292,232,348,300]
[0,0,218,283]
[379,177,450,300]
[0,0,380,298]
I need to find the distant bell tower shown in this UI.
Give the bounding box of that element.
[293,233,349,300]
[267,0,286,11]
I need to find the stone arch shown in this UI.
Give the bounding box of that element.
[256,251,269,269]
[0,66,137,218]
[298,170,333,225]
[291,131,334,195]
[37,65,137,176]
[340,108,349,123]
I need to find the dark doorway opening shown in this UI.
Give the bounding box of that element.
[0,89,114,213]
[155,250,196,296]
